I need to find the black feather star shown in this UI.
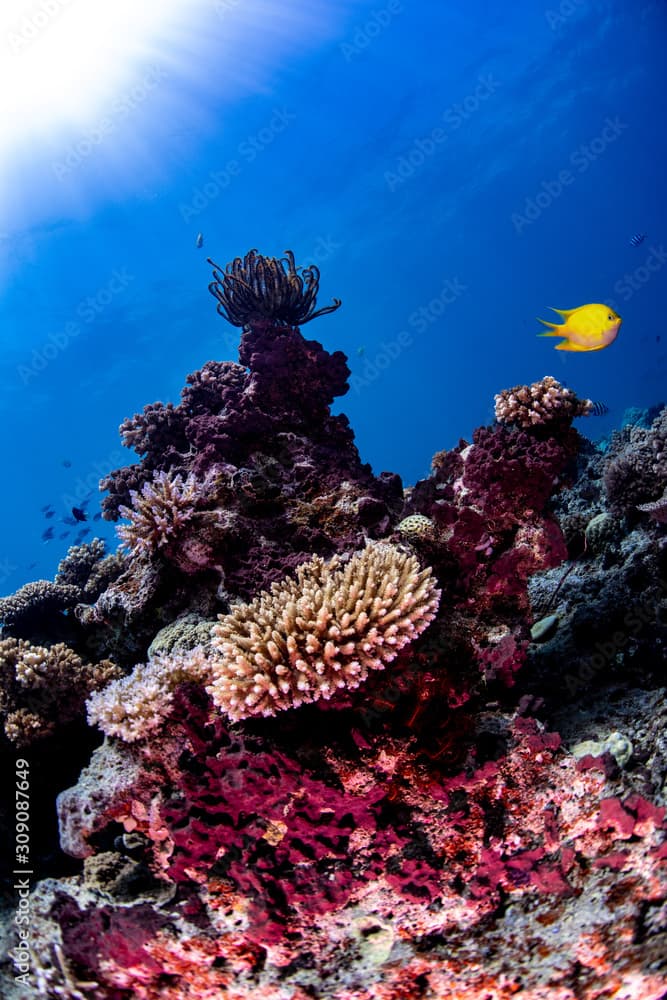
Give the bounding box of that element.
[207,249,342,328]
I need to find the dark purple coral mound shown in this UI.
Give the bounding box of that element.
[100,254,402,603]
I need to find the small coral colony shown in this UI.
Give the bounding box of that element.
[2,250,667,997]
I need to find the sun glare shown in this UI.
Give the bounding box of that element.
[0,0,197,152]
[0,0,361,236]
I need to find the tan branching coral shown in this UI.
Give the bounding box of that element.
[494,376,592,428]
[0,638,120,745]
[86,542,440,740]
[207,249,342,328]
[207,541,441,721]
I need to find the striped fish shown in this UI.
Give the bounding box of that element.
[588,400,609,416]
[629,233,646,247]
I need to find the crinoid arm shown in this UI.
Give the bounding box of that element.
[207,249,342,328]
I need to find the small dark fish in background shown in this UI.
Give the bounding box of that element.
[61,458,72,468]
[62,515,77,526]
[27,562,37,571]
[72,506,88,522]
[41,527,54,542]
[41,503,54,513]
[74,527,90,542]
[629,233,646,247]
[93,512,102,521]
[588,401,609,416]
[44,509,56,519]
[59,530,71,540]
[196,232,204,248]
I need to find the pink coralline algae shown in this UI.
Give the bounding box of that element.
[50,698,667,998]
[404,418,572,627]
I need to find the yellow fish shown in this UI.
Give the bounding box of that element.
[537,303,622,352]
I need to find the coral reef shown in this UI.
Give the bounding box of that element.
[93,258,402,638]
[603,406,667,517]
[40,698,667,998]
[2,250,666,1000]
[0,580,81,631]
[86,542,440,736]
[637,486,667,523]
[86,647,211,743]
[208,540,440,720]
[494,374,592,428]
[117,469,224,568]
[0,637,120,745]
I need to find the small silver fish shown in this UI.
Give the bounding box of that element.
[629,233,646,247]
[196,232,204,249]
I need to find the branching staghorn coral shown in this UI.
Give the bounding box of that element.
[117,469,219,559]
[86,542,440,739]
[207,249,342,328]
[494,376,592,429]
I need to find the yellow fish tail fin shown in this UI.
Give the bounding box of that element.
[537,317,562,335]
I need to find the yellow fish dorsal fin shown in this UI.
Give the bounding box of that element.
[549,307,578,320]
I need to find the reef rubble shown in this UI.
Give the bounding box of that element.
[0,252,665,999]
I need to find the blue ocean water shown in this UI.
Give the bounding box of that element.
[1,0,665,597]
